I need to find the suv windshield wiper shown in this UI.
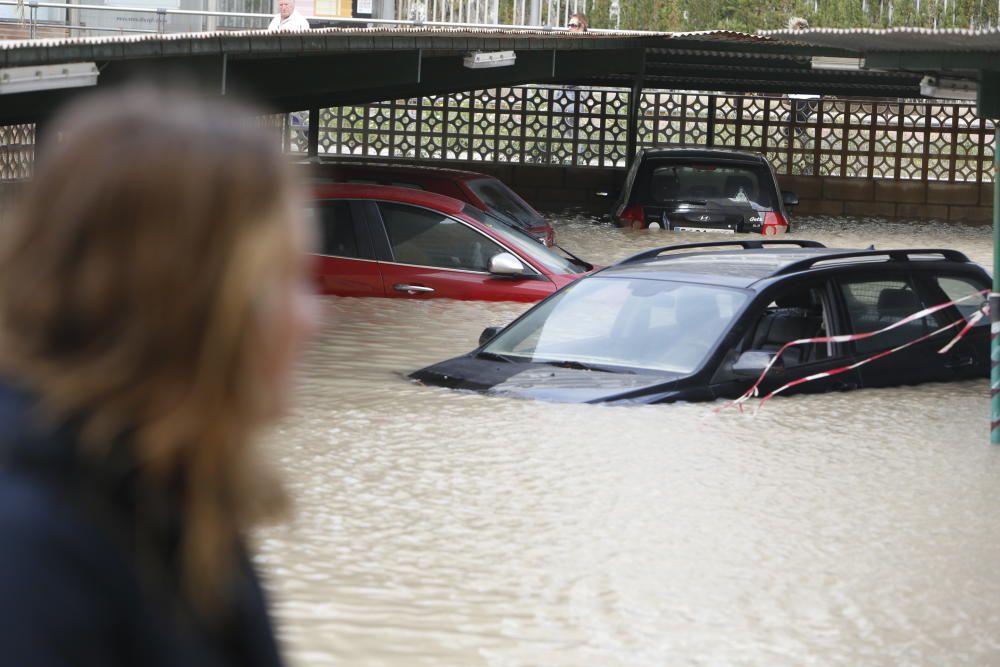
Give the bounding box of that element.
[658,198,707,206]
[475,351,518,363]
[538,359,631,373]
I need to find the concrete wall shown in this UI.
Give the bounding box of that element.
[778,175,993,224]
[3,158,992,224]
[366,158,994,223]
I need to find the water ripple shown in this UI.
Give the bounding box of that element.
[259,215,1000,667]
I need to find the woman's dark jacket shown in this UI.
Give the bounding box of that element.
[0,381,285,667]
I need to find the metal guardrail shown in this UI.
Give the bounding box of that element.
[0,0,273,36]
[0,0,643,37]
[396,0,591,29]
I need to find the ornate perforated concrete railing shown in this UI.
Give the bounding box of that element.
[0,124,34,182]
[2,87,994,183]
[288,86,995,183]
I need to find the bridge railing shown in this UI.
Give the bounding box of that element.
[0,0,272,37]
[396,0,590,28]
[285,86,994,184]
[0,0,599,38]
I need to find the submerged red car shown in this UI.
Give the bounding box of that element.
[317,161,556,246]
[309,184,590,302]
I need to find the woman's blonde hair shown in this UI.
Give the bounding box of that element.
[568,12,589,30]
[0,87,300,617]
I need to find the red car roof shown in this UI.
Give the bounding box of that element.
[322,161,491,182]
[312,182,467,215]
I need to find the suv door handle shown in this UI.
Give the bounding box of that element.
[945,356,974,370]
[393,283,435,295]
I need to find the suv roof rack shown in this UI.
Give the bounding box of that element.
[770,248,971,277]
[616,240,827,266]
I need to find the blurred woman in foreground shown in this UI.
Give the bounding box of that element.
[0,87,316,666]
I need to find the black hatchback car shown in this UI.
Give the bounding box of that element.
[410,240,989,404]
[612,148,798,235]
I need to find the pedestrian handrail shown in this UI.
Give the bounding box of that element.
[0,0,651,36]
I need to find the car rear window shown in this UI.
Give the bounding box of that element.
[642,161,776,209]
[465,177,545,229]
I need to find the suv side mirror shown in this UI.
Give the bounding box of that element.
[479,325,503,346]
[732,350,781,378]
[488,252,526,276]
[781,190,799,207]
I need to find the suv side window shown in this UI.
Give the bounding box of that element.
[840,277,935,353]
[315,200,364,258]
[747,284,831,365]
[379,202,505,272]
[932,276,988,325]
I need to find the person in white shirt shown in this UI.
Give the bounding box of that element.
[268,0,310,31]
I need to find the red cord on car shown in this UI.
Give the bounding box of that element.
[713,289,989,416]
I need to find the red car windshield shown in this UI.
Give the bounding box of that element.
[462,206,585,275]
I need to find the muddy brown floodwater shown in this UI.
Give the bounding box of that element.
[257,215,1000,667]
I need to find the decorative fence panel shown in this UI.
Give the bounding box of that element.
[299,87,996,184]
[1,88,994,183]
[396,0,589,26]
[0,124,34,181]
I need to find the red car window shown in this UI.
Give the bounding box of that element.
[379,202,505,272]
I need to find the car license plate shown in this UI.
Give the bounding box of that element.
[673,227,737,233]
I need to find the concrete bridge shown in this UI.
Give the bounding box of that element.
[2,25,995,207]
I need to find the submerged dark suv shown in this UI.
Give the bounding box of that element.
[410,240,989,404]
[613,148,798,235]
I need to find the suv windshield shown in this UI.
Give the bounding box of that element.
[466,177,545,229]
[483,277,749,373]
[462,205,585,275]
[643,160,776,209]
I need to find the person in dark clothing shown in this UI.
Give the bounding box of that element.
[0,86,318,666]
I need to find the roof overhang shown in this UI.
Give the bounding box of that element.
[0,26,925,125]
[760,27,1000,117]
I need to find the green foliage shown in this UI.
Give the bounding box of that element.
[583,0,1000,31]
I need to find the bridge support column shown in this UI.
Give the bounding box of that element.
[624,54,645,169]
[992,126,1000,443]
[307,107,320,159]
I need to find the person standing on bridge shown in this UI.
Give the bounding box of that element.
[567,12,588,32]
[268,0,310,31]
[0,86,317,666]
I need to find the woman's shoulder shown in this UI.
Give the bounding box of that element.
[0,465,140,666]
[0,380,136,627]
[0,462,117,555]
